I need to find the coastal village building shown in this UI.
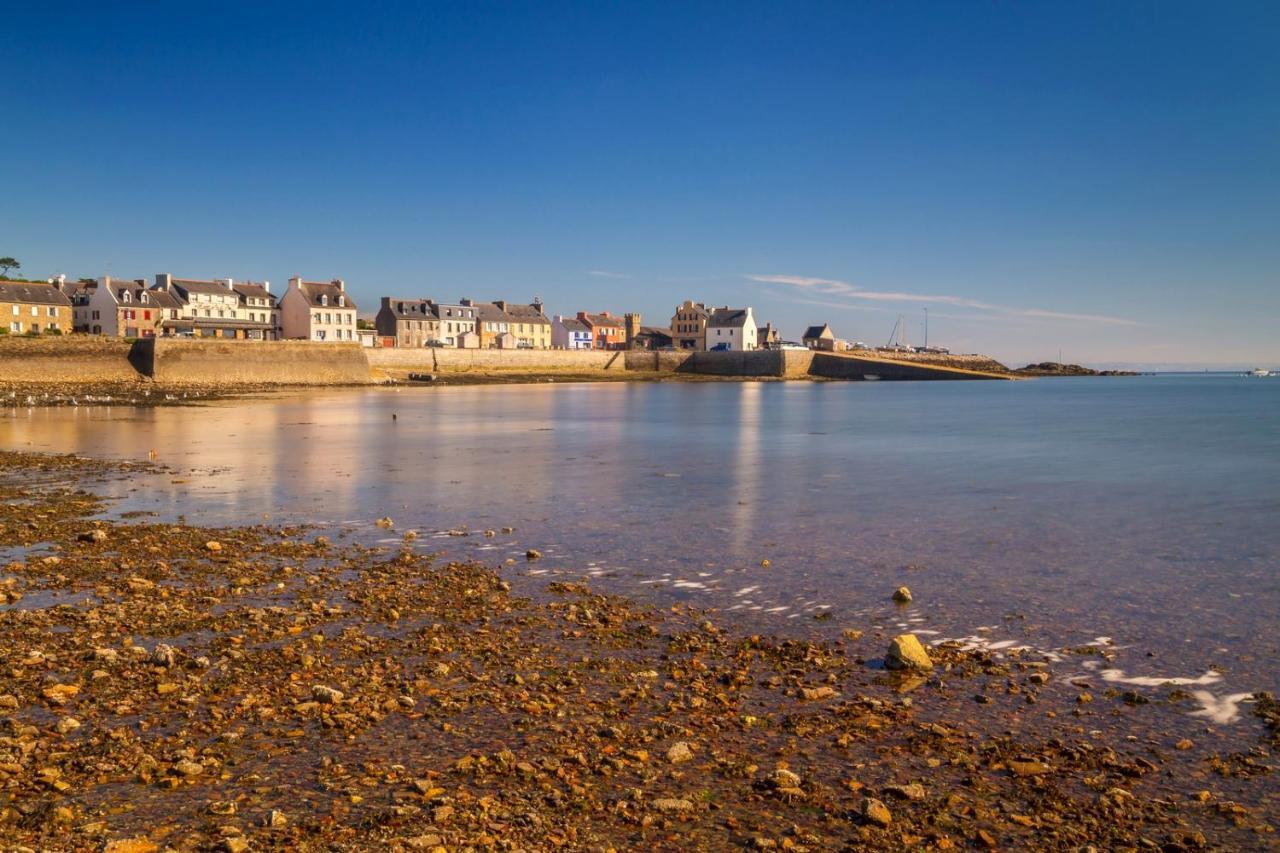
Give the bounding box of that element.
[0,281,72,335]
[376,298,441,348]
[552,315,593,349]
[280,277,358,342]
[576,311,626,350]
[153,274,277,340]
[54,276,97,333]
[85,276,168,337]
[706,307,758,351]
[670,300,711,350]
[434,301,479,347]
[757,322,780,349]
[470,299,551,349]
[631,326,674,350]
[803,323,838,350]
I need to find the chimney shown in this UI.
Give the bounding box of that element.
[381,296,392,310]
[533,296,543,314]
[289,276,302,292]
[155,273,172,291]
[333,278,345,291]
[460,297,474,307]
[493,300,507,312]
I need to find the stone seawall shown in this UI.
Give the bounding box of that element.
[0,337,145,383]
[146,339,372,385]
[368,347,627,378]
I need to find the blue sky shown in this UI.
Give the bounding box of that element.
[3,1,1277,366]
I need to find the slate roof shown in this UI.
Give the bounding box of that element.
[558,318,590,333]
[296,281,357,311]
[581,313,622,328]
[385,298,436,319]
[171,279,235,297]
[233,283,277,307]
[803,323,833,340]
[707,308,751,328]
[505,303,551,325]
[0,282,72,306]
[145,289,183,309]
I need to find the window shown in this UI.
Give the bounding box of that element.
[47,306,56,316]
[30,306,38,316]
[10,306,17,316]
[320,294,328,306]
[9,322,19,333]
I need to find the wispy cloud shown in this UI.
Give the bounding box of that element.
[746,274,1140,327]
[587,269,630,279]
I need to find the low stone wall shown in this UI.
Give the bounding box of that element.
[146,339,372,385]
[809,352,1009,380]
[0,336,145,383]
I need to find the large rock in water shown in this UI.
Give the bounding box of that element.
[886,634,933,671]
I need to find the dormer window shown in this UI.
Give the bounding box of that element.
[320,294,329,306]
[337,295,345,307]
[121,290,131,303]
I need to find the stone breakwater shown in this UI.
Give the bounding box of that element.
[0,449,1274,850]
[0,338,1012,407]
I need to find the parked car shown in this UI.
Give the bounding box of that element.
[516,341,533,349]
[425,340,447,348]
[710,342,730,352]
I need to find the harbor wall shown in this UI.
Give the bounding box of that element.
[145,339,372,385]
[0,336,144,383]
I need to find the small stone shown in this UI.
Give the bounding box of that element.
[1175,738,1194,750]
[432,804,454,823]
[525,549,542,560]
[78,528,108,543]
[842,629,864,640]
[56,716,81,734]
[858,796,892,827]
[375,517,394,529]
[172,760,204,777]
[0,694,19,710]
[104,839,160,853]
[771,768,802,788]
[208,801,236,815]
[42,684,79,705]
[892,586,912,603]
[1008,760,1052,777]
[1027,672,1050,684]
[150,644,178,668]
[221,839,249,853]
[885,634,932,671]
[204,541,222,552]
[652,798,694,813]
[312,685,344,704]
[666,741,694,764]
[883,782,926,801]
[800,686,837,701]
[265,809,288,828]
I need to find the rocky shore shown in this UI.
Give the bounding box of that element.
[1013,362,1140,377]
[0,451,1274,851]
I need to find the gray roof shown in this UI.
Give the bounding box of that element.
[707,308,751,328]
[232,283,277,306]
[384,298,437,319]
[0,282,72,306]
[505,303,551,325]
[803,324,833,340]
[581,312,622,328]
[297,280,357,311]
[172,279,236,297]
[558,318,590,333]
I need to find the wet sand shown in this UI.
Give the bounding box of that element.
[0,450,1275,851]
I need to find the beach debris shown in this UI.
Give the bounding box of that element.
[375,516,394,528]
[892,586,913,603]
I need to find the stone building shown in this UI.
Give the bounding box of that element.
[670,300,711,350]
[0,281,72,335]
[280,277,358,342]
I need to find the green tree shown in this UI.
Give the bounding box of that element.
[0,257,18,277]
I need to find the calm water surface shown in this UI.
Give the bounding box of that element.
[3,375,1278,730]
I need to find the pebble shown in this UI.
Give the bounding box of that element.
[892,586,913,603]
[312,685,344,704]
[666,741,694,764]
[652,798,694,813]
[858,796,893,827]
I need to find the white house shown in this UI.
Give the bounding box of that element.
[705,307,758,351]
[551,315,593,349]
[280,277,358,342]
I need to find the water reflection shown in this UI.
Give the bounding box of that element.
[1,378,1277,701]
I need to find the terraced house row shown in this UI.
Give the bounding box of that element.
[47,274,355,341]
[375,297,551,349]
